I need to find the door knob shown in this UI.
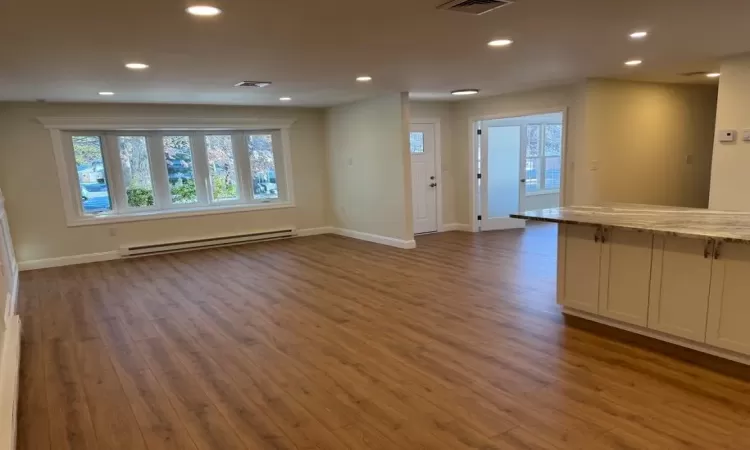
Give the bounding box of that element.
[520,178,527,183]
[429,183,437,187]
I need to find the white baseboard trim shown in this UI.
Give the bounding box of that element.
[0,316,20,450]
[563,307,750,366]
[442,223,472,232]
[18,251,120,271]
[333,228,416,249]
[296,226,336,237]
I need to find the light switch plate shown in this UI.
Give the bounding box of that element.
[743,130,750,142]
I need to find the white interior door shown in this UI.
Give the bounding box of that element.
[410,123,438,234]
[480,124,525,231]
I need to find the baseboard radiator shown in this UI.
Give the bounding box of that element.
[120,228,295,258]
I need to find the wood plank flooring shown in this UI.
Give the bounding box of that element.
[16,224,750,449]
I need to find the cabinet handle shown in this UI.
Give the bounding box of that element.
[594,228,600,243]
[704,240,714,259]
[714,241,722,260]
[601,227,607,244]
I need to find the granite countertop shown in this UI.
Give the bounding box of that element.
[510,204,750,243]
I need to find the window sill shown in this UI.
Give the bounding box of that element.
[67,201,294,227]
[525,189,560,197]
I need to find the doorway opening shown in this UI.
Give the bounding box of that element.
[411,121,442,235]
[474,111,565,231]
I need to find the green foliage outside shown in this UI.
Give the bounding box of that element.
[126,186,155,207]
[171,179,197,203]
[212,175,237,200]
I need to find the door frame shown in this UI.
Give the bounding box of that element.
[411,118,444,233]
[468,107,569,232]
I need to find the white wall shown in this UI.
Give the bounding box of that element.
[709,55,750,211]
[585,79,717,208]
[326,93,413,240]
[0,102,328,263]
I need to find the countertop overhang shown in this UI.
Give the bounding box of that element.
[511,204,750,243]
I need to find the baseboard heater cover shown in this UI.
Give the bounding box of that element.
[120,228,295,257]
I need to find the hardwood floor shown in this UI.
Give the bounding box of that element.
[16,224,750,449]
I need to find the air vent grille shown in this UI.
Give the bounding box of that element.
[234,81,272,88]
[679,71,709,77]
[438,0,514,15]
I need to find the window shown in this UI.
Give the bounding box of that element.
[48,120,294,226]
[410,132,424,154]
[525,123,562,194]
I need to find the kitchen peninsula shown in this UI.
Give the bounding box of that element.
[512,204,750,364]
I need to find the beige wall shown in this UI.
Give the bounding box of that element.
[585,79,717,208]
[409,101,456,225]
[709,56,750,211]
[326,93,413,240]
[0,102,328,263]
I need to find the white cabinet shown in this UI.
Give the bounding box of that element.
[558,224,602,314]
[648,236,713,342]
[706,242,750,355]
[598,229,653,327]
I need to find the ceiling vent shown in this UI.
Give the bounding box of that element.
[234,81,272,88]
[679,71,709,77]
[438,0,515,15]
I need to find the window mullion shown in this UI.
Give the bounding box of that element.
[103,134,126,213]
[540,124,547,191]
[149,133,170,208]
[191,132,210,205]
[273,130,290,202]
[233,132,252,202]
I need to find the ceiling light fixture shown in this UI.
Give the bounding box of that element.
[125,62,149,70]
[624,59,643,66]
[98,91,115,96]
[706,72,721,78]
[186,5,222,16]
[451,89,480,96]
[488,39,513,47]
[629,31,648,39]
[356,76,372,82]
[280,97,292,101]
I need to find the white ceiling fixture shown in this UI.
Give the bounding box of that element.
[625,59,643,66]
[280,97,292,101]
[125,62,149,70]
[629,31,648,39]
[356,76,372,82]
[451,89,479,96]
[488,39,513,47]
[706,72,721,78]
[98,91,115,96]
[186,5,222,16]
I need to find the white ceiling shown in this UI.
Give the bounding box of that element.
[0,0,746,107]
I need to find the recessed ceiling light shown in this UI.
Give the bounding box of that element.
[125,62,149,70]
[706,72,721,78]
[451,89,480,96]
[488,39,513,47]
[356,76,372,82]
[98,91,115,96]
[629,31,648,39]
[625,59,643,66]
[280,97,292,101]
[186,5,222,16]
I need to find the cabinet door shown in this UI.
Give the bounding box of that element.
[648,236,712,342]
[558,224,601,314]
[706,242,750,355]
[598,229,653,327]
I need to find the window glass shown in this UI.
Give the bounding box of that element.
[545,156,561,190]
[526,125,541,157]
[247,134,278,200]
[205,135,238,201]
[118,136,154,208]
[163,136,198,204]
[525,158,540,193]
[72,136,112,214]
[544,124,562,157]
[410,132,424,154]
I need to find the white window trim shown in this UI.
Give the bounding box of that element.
[524,122,562,196]
[41,117,296,227]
